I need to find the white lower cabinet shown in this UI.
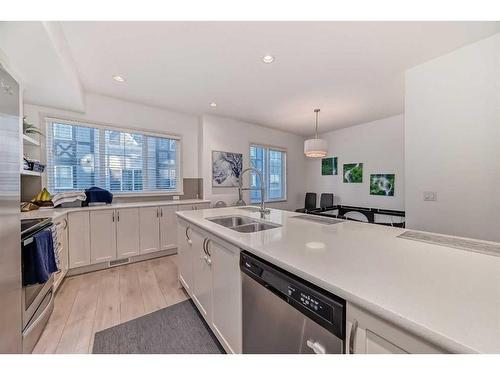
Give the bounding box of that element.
[116,208,140,259]
[347,303,446,354]
[191,227,212,322]
[68,211,91,268]
[178,219,242,354]
[90,210,117,264]
[139,207,161,254]
[210,239,242,354]
[159,205,178,250]
[177,220,193,293]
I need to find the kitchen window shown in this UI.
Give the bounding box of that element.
[46,118,182,195]
[249,144,287,203]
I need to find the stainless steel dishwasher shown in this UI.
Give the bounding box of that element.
[241,251,346,354]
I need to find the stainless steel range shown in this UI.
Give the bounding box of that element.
[21,218,55,353]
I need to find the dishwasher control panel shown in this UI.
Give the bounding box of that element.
[287,285,333,324]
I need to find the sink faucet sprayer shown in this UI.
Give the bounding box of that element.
[237,167,271,216]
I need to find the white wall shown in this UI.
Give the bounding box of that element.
[305,115,405,211]
[200,114,306,211]
[405,33,500,241]
[23,93,200,178]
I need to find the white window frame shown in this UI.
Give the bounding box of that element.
[249,143,287,203]
[45,117,183,197]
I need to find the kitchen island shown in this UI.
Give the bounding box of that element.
[176,206,500,354]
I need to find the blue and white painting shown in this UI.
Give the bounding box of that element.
[212,151,243,187]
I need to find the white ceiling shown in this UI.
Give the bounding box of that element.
[0,22,85,112]
[5,21,500,136]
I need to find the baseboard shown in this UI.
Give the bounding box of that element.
[67,248,178,277]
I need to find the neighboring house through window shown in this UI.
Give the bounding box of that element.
[46,119,181,194]
[249,144,286,203]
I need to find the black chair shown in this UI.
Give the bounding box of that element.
[319,193,334,210]
[295,192,317,213]
[309,193,335,213]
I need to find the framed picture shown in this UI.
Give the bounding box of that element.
[370,174,395,196]
[212,151,243,187]
[343,163,363,183]
[321,157,338,175]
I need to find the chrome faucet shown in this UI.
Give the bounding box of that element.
[238,167,271,216]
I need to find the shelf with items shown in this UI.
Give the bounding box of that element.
[21,169,42,177]
[22,133,41,146]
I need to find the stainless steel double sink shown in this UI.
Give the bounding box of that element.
[207,215,281,233]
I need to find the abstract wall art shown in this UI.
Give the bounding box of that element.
[212,151,243,187]
[370,174,395,196]
[321,157,338,175]
[343,163,363,183]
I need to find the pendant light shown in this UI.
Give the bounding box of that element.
[304,108,328,157]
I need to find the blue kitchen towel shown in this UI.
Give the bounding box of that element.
[85,186,113,205]
[23,230,58,285]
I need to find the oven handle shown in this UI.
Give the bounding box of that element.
[23,237,34,246]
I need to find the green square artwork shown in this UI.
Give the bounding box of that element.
[370,174,395,196]
[343,163,363,183]
[321,157,337,175]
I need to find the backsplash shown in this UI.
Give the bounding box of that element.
[112,178,204,203]
[21,177,204,204]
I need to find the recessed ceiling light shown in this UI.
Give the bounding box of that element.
[262,55,275,64]
[209,102,217,108]
[112,75,126,82]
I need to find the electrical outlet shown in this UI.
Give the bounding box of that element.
[172,195,180,200]
[423,191,437,201]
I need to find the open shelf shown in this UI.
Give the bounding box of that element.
[22,134,41,146]
[21,169,42,177]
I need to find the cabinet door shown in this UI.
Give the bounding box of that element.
[90,210,117,264]
[139,207,160,254]
[347,303,444,354]
[177,220,193,294]
[191,228,212,323]
[116,208,140,259]
[159,205,178,250]
[68,211,91,268]
[211,238,242,353]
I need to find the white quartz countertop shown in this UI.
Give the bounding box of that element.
[21,199,210,220]
[176,206,500,354]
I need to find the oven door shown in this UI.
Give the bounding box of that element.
[21,228,55,330]
[22,273,54,330]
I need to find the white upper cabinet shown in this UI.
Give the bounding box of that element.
[68,211,91,268]
[139,206,161,255]
[116,208,140,259]
[90,210,117,264]
[159,205,178,250]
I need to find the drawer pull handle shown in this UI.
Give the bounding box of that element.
[205,239,211,256]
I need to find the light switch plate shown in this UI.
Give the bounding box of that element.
[423,191,437,201]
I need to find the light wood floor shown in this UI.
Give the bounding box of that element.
[33,254,189,354]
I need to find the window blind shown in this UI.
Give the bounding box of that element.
[249,144,286,203]
[46,119,182,195]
